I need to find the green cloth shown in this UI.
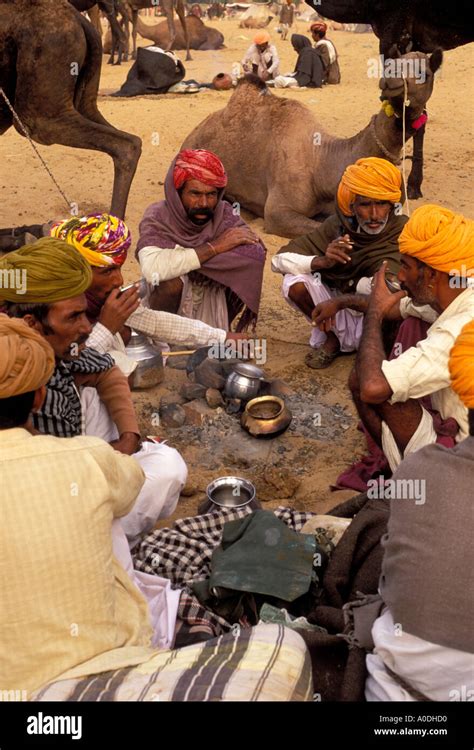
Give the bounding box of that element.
[193,511,316,604]
[0,238,92,303]
[277,208,407,293]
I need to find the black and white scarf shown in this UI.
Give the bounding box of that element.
[33,348,114,438]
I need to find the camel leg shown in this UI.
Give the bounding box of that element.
[132,9,139,60]
[407,123,425,200]
[264,192,322,239]
[26,111,141,219]
[105,7,126,65]
[176,0,192,61]
[163,2,177,53]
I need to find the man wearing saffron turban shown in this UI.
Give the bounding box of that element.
[241,31,280,81]
[0,239,187,548]
[349,204,474,473]
[51,213,248,377]
[136,149,266,332]
[273,157,406,367]
[363,320,474,702]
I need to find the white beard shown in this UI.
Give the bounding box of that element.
[358,216,389,235]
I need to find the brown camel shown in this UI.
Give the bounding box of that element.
[182,51,442,238]
[0,0,141,219]
[239,16,273,29]
[135,13,224,50]
[124,0,192,61]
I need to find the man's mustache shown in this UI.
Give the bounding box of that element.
[188,207,214,219]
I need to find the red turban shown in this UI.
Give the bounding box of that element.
[310,21,327,34]
[173,149,228,190]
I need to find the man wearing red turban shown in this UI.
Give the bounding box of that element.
[310,20,341,84]
[137,149,266,333]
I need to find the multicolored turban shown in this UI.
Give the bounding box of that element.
[399,205,474,277]
[253,30,271,45]
[173,149,228,191]
[449,320,474,409]
[0,314,55,398]
[50,214,131,268]
[337,157,403,216]
[310,21,327,35]
[0,238,92,304]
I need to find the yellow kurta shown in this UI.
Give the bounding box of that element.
[0,429,154,695]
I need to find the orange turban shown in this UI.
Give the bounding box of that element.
[0,314,55,398]
[336,157,402,216]
[399,204,474,276]
[449,320,474,409]
[254,31,270,45]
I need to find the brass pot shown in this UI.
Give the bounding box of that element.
[241,395,292,437]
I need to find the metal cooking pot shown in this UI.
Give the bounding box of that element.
[125,330,164,389]
[198,476,261,514]
[224,363,265,400]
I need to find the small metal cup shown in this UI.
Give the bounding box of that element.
[198,476,261,514]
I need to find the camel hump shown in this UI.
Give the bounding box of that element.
[235,74,269,96]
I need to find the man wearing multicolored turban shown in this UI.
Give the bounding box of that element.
[349,203,474,473]
[363,318,474,702]
[310,21,340,84]
[241,31,280,81]
[0,237,187,548]
[51,213,241,377]
[273,156,406,368]
[137,149,266,333]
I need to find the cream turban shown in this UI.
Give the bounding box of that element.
[0,314,55,398]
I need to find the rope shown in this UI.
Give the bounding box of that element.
[0,87,73,211]
[369,116,401,165]
[401,77,410,216]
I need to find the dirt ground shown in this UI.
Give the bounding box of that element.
[1,18,473,521]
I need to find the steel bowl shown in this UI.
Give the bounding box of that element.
[241,395,292,437]
[224,363,265,400]
[198,476,261,514]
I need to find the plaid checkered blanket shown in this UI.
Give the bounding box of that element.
[134,506,314,590]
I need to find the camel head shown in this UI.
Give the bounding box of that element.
[379,49,443,120]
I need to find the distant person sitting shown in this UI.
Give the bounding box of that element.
[113,46,185,97]
[242,31,280,82]
[273,34,324,88]
[310,21,341,84]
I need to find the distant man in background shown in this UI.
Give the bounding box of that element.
[242,31,280,81]
[310,20,341,84]
[279,0,295,40]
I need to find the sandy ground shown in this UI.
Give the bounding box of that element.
[1,18,473,521]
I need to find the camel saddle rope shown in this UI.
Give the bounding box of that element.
[0,87,72,211]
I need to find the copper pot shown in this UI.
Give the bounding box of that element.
[241,395,292,437]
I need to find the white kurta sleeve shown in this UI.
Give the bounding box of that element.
[126,304,227,348]
[138,245,201,284]
[271,252,314,275]
[86,321,116,353]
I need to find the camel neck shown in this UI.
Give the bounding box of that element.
[326,109,406,170]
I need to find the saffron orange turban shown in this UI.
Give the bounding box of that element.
[449,320,474,409]
[51,214,131,268]
[336,157,403,217]
[173,149,228,190]
[0,314,55,398]
[254,30,271,45]
[0,238,92,304]
[399,204,474,277]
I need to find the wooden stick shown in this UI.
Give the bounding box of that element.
[165,350,196,357]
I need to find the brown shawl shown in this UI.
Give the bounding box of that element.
[277,208,406,293]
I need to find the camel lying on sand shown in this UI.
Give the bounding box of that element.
[239,16,273,29]
[0,0,141,219]
[182,51,442,238]
[135,14,224,50]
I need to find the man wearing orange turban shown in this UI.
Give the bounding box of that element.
[349,204,474,473]
[241,31,280,81]
[273,156,406,368]
[364,319,474,702]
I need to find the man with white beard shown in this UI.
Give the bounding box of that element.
[272,158,407,368]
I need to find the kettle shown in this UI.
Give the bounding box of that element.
[125,330,164,389]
